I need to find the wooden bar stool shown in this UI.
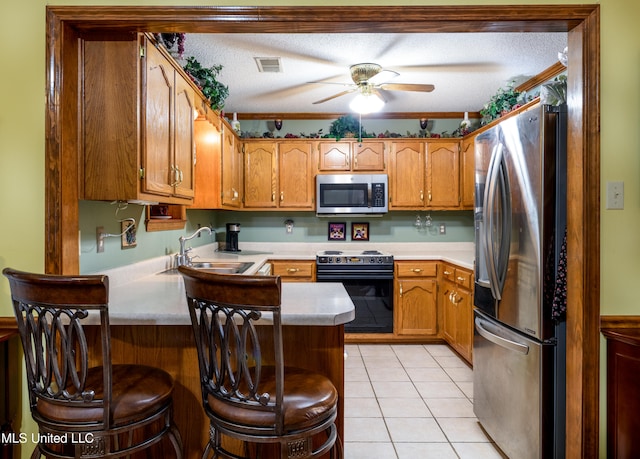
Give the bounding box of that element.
[179,266,340,459]
[3,268,183,459]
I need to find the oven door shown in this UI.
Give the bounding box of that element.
[316,268,394,333]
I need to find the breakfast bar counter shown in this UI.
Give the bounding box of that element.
[85,271,354,459]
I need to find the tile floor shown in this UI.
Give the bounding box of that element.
[343,343,506,459]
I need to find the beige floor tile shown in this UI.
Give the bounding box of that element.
[367,366,410,382]
[345,397,382,418]
[385,417,447,442]
[359,344,395,356]
[395,442,458,459]
[456,381,474,399]
[395,353,440,368]
[372,380,421,398]
[345,344,361,356]
[438,418,493,442]
[344,417,391,442]
[452,442,507,458]
[406,367,452,382]
[363,355,402,368]
[345,380,376,398]
[377,397,432,418]
[344,354,365,369]
[414,381,466,399]
[425,344,457,357]
[444,366,474,382]
[434,354,469,368]
[391,344,431,358]
[344,441,397,459]
[345,366,370,382]
[425,398,475,418]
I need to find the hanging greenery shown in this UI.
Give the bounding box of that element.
[480,82,529,125]
[182,57,229,112]
[329,115,362,140]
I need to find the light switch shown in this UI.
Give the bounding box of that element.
[606,181,624,210]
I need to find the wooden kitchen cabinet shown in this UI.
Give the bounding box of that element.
[460,133,476,209]
[352,141,386,171]
[191,109,222,209]
[441,263,473,363]
[389,140,426,209]
[318,141,352,171]
[394,261,438,336]
[278,141,315,208]
[82,34,196,204]
[317,140,386,172]
[426,139,460,208]
[270,260,316,282]
[221,122,244,208]
[243,141,277,208]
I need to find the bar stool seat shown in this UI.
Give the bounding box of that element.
[179,266,340,459]
[207,366,337,431]
[3,268,183,459]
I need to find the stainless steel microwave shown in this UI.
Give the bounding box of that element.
[316,174,388,215]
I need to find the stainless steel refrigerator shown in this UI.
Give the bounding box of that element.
[473,103,567,459]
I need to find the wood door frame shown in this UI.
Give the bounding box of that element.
[44,5,600,458]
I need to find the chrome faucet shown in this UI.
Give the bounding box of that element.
[177,226,213,267]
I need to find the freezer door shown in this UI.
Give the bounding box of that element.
[473,311,554,459]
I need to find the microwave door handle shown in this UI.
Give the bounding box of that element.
[367,183,372,208]
[483,144,503,301]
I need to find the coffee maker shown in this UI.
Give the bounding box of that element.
[225,223,241,252]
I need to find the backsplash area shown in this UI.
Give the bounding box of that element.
[79,200,473,273]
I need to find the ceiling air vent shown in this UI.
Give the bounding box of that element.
[254,57,283,73]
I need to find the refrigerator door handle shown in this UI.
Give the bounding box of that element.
[475,316,529,355]
[483,144,504,300]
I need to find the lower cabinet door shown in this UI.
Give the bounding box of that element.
[395,278,437,335]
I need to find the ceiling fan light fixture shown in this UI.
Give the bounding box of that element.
[349,93,385,114]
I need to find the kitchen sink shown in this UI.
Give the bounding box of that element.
[160,261,254,275]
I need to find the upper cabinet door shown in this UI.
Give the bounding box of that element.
[221,124,242,208]
[278,141,314,209]
[244,141,277,208]
[389,140,425,208]
[426,140,460,208]
[318,141,351,171]
[143,41,174,197]
[353,141,386,171]
[173,76,196,199]
[460,134,476,209]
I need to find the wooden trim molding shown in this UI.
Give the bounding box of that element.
[601,316,640,329]
[236,112,482,121]
[45,5,600,459]
[0,317,18,331]
[516,61,567,93]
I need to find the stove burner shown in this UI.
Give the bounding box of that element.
[323,250,343,255]
[361,250,382,255]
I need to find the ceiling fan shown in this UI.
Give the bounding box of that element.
[312,63,435,106]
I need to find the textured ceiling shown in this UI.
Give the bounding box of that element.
[181,32,567,116]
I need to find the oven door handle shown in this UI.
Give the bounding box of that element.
[316,272,394,281]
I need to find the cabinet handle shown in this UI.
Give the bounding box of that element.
[287,268,300,273]
[231,188,238,200]
[449,291,455,303]
[399,282,403,297]
[428,191,432,201]
[178,168,183,185]
[457,276,465,282]
[272,192,275,201]
[420,190,424,201]
[280,191,284,202]
[444,270,452,275]
[411,268,423,273]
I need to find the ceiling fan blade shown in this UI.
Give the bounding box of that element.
[312,89,357,104]
[379,83,435,92]
[368,69,400,85]
[372,88,388,103]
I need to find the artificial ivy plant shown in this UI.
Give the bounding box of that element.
[182,57,229,112]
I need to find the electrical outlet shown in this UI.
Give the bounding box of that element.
[96,226,105,253]
[606,181,624,209]
[439,223,446,235]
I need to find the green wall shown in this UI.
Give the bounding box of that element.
[3,1,639,459]
[79,203,474,273]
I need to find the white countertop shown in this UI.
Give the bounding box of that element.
[95,242,473,327]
